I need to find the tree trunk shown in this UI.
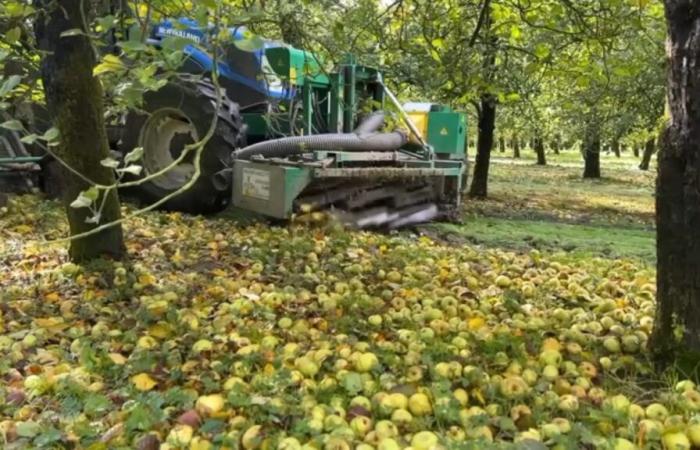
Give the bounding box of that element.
[633,146,640,157]
[534,136,546,165]
[552,134,561,155]
[582,123,601,178]
[513,136,520,158]
[639,137,656,170]
[35,0,125,262]
[612,140,621,158]
[499,136,505,153]
[650,0,700,366]
[468,95,496,198]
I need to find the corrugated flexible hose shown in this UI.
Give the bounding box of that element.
[233,111,405,161]
[213,111,406,190]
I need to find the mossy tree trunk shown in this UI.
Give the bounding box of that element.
[552,133,561,155]
[499,136,505,153]
[612,140,621,158]
[582,122,601,178]
[513,135,521,158]
[651,0,700,368]
[534,135,546,165]
[639,137,656,170]
[469,94,496,198]
[35,0,125,262]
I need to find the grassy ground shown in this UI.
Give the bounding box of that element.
[0,148,670,449]
[425,148,657,262]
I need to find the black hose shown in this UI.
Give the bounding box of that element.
[215,112,404,190]
[353,111,386,134]
[233,131,407,160]
[233,110,402,161]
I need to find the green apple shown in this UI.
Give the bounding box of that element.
[540,423,561,440]
[408,393,432,416]
[542,364,559,381]
[295,356,320,377]
[645,403,669,421]
[241,425,263,450]
[355,353,379,373]
[374,420,398,440]
[368,315,383,326]
[377,438,400,450]
[278,437,302,450]
[390,408,413,424]
[662,431,690,450]
[628,404,645,420]
[324,437,350,450]
[411,431,439,450]
[167,424,193,446]
[539,350,562,366]
[686,422,700,446]
[676,380,696,392]
[682,389,700,411]
[603,337,621,353]
[607,394,631,414]
[500,376,530,399]
[612,438,636,450]
[638,419,663,442]
[558,395,579,412]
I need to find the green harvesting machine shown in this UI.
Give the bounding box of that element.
[0,18,468,228]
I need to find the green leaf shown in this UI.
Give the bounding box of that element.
[0,119,23,131]
[100,157,120,168]
[161,36,191,51]
[20,133,38,144]
[0,75,22,97]
[118,165,142,176]
[125,403,157,432]
[200,419,225,434]
[42,127,60,142]
[124,146,144,164]
[16,421,40,438]
[342,372,363,395]
[93,54,125,76]
[119,40,148,52]
[60,28,84,38]
[510,25,522,41]
[70,187,99,208]
[84,393,112,417]
[70,195,92,209]
[234,35,265,52]
[6,27,21,45]
[96,15,116,32]
[83,186,100,201]
[534,44,550,59]
[34,428,62,446]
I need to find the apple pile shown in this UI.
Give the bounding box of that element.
[0,195,694,449]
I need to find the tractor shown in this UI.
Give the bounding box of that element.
[0,17,468,228]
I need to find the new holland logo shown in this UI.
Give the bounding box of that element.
[158,27,202,43]
[440,127,449,136]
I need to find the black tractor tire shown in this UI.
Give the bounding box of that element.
[119,75,246,214]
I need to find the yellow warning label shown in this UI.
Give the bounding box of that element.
[440,127,449,136]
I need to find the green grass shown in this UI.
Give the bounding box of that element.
[485,146,654,170]
[466,153,656,228]
[425,150,658,262]
[430,215,656,262]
